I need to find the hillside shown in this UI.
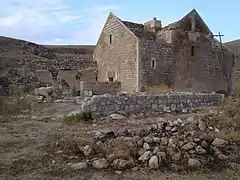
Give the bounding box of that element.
[0,36,96,75]
[224,39,240,55]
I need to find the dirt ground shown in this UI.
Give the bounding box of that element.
[0,102,239,180]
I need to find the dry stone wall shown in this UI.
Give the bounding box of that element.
[82,92,224,116]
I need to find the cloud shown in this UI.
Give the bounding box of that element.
[70,5,122,45]
[0,0,81,43]
[0,1,121,45]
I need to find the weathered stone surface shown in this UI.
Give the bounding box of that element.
[198,121,207,131]
[143,136,153,143]
[230,163,240,170]
[112,159,133,169]
[188,158,202,168]
[107,154,117,162]
[161,137,168,146]
[138,148,146,156]
[195,146,207,154]
[109,114,125,120]
[156,152,166,160]
[137,139,144,147]
[212,138,228,148]
[218,154,229,160]
[149,156,159,169]
[83,145,93,156]
[143,142,151,150]
[153,137,161,143]
[138,151,153,162]
[182,142,196,151]
[70,162,87,170]
[172,153,181,161]
[92,158,108,169]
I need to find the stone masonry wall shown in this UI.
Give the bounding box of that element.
[172,34,229,93]
[80,81,121,97]
[93,14,138,93]
[138,40,174,91]
[82,92,224,116]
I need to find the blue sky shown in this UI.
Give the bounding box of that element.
[0,0,239,45]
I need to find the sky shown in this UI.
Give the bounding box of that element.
[0,0,239,45]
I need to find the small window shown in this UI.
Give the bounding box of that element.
[151,57,156,69]
[108,77,113,82]
[191,46,195,56]
[110,34,112,44]
[95,76,98,81]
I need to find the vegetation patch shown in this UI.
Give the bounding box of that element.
[63,111,94,124]
[0,96,34,115]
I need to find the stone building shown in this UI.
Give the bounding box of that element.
[93,9,236,94]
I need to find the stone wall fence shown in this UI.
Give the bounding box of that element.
[81,92,224,116]
[80,81,121,97]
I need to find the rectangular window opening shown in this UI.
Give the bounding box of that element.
[110,34,112,44]
[151,58,156,69]
[191,46,195,56]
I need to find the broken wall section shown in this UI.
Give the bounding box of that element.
[80,81,121,97]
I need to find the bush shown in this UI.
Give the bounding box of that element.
[63,111,94,124]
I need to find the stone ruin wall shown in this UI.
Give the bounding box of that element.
[173,42,228,93]
[154,26,234,93]
[36,70,52,85]
[80,81,121,97]
[35,69,97,91]
[58,70,97,91]
[82,92,224,116]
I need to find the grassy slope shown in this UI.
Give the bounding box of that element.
[0,36,95,75]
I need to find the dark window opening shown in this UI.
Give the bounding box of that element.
[191,46,195,56]
[110,34,112,44]
[151,58,156,69]
[108,77,113,82]
[95,76,98,81]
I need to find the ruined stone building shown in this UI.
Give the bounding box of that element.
[93,9,236,94]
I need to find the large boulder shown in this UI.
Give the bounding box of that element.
[35,86,56,102]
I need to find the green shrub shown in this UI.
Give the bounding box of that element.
[63,111,94,124]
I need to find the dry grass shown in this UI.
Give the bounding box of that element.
[146,84,172,94]
[0,96,34,115]
[199,98,240,141]
[63,111,94,124]
[235,71,240,96]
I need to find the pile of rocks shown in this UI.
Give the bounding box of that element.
[53,115,239,172]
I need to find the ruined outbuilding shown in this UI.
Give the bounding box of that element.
[93,9,236,94]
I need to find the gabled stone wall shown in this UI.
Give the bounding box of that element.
[94,14,138,93]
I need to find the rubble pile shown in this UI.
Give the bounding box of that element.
[47,114,240,172]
